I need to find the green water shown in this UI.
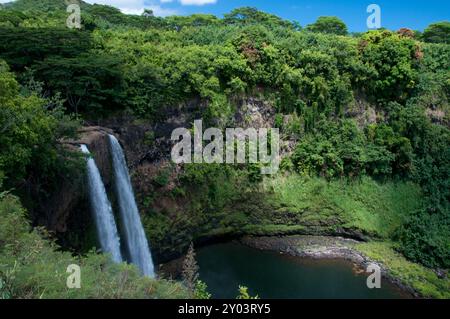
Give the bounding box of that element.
[197,242,410,299]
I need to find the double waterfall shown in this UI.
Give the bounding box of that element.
[81,135,155,278]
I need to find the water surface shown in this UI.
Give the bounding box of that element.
[197,242,410,299]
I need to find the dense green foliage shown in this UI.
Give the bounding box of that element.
[0,60,80,191]
[355,242,450,298]
[0,193,188,298]
[0,0,449,297]
[291,118,408,179]
[423,22,450,44]
[306,16,348,35]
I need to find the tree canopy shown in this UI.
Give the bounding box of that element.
[423,21,450,44]
[306,16,348,35]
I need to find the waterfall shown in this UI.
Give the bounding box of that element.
[108,135,155,278]
[80,145,122,263]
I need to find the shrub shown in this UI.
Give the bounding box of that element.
[0,193,188,299]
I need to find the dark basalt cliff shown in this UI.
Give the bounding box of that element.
[29,126,115,251]
[36,97,280,259]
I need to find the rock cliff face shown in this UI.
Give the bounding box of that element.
[76,127,114,187]
[32,126,115,251]
[97,97,283,262]
[42,96,322,260]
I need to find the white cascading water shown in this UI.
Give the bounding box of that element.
[108,135,155,277]
[80,145,122,263]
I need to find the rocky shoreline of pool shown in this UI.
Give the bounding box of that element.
[239,235,419,298]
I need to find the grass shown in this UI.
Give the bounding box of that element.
[355,241,450,299]
[265,175,423,238]
[143,173,424,262]
[0,193,189,299]
[141,172,449,298]
[241,224,308,236]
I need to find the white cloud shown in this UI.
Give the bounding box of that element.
[0,0,217,15]
[158,0,218,5]
[143,5,177,16]
[179,0,217,5]
[84,0,143,13]
[85,0,141,8]
[83,0,177,17]
[119,7,144,15]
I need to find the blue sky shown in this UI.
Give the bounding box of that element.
[2,0,449,31]
[158,0,450,31]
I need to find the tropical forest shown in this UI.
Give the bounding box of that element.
[0,0,449,300]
